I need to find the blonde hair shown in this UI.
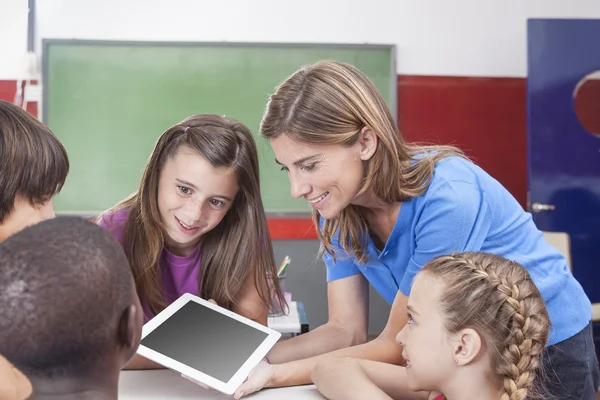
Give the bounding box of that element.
[422,252,550,400]
[260,60,464,262]
[100,114,284,315]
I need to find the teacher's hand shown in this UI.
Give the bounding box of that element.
[234,360,275,399]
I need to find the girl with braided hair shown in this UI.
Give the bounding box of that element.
[313,252,551,400]
[233,60,598,400]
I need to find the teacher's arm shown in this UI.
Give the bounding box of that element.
[267,246,370,363]
[268,272,370,363]
[272,290,408,384]
[234,290,408,398]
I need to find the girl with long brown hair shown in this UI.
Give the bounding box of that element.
[98,114,284,369]
[233,60,596,400]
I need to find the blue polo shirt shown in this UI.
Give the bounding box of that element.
[324,156,591,346]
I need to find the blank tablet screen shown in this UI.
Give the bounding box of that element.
[140,301,269,382]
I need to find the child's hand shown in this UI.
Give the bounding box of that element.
[233,360,275,399]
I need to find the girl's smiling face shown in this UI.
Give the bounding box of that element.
[396,273,456,392]
[157,146,238,256]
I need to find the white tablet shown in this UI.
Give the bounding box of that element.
[137,293,282,395]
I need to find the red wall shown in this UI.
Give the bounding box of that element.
[397,75,528,208]
[0,80,38,116]
[0,77,531,239]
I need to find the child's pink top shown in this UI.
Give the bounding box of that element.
[97,207,201,323]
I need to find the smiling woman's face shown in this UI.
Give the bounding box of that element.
[269,134,368,219]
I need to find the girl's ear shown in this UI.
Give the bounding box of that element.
[452,328,482,366]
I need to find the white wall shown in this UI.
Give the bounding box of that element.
[0,0,28,79]
[1,0,600,80]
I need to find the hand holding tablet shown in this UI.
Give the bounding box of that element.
[137,293,281,395]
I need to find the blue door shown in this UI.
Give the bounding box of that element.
[527,18,600,303]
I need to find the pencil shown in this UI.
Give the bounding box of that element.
[276,256,289,276]
[277,256,291,277]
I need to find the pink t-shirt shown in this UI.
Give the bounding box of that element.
[97,208,201,323]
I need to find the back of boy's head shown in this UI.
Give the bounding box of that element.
[0,100,69,223]
[0,216,139,380]
[422,252,550,400]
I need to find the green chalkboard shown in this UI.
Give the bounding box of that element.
[43,40,396,213]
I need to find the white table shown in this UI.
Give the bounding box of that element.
[119,370,324,399]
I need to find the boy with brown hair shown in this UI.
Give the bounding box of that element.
[0,100,70,398]
[0,100,69,241]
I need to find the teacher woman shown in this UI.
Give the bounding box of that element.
[233,60,597,400]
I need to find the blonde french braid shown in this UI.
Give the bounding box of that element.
[422,252,550,400]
